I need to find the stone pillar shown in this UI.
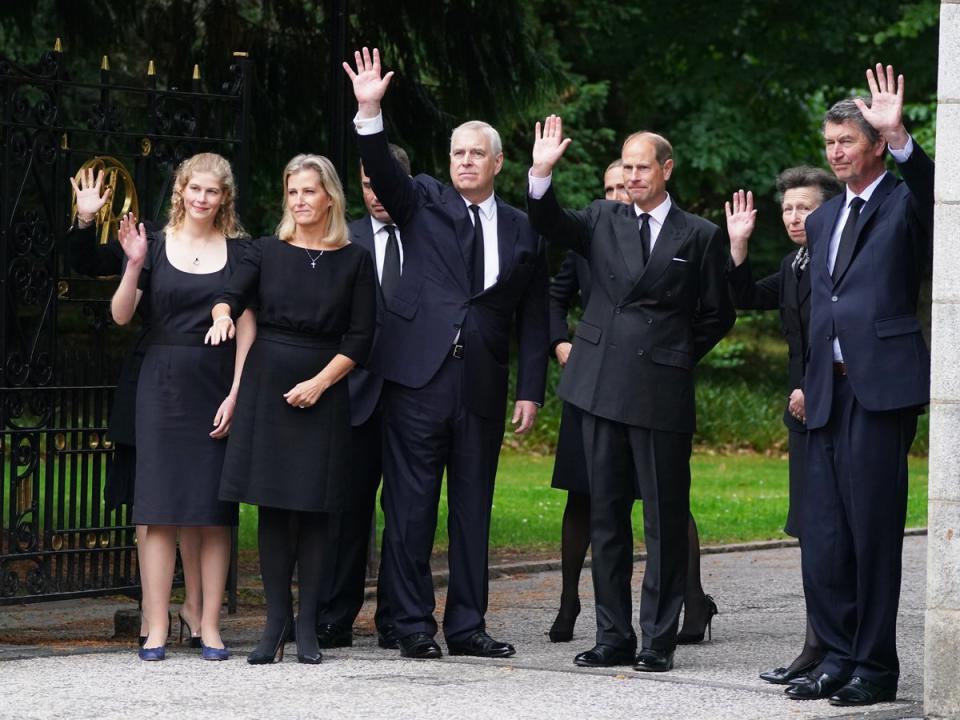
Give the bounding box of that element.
[925,4,960,717]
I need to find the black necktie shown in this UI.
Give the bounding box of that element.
[380,224,401,302]
[468,204,485,295]
[832,197,865,281]
[639,213,652,265]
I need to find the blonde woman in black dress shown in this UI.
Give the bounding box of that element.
[208,154,375,665]
[112,154,256,661]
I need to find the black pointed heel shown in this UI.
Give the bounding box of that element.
[248,619,290,665]
[677,594,718,644]
[548,598,581,643]
[178,612,202,649]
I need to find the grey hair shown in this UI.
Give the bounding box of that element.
[450,121,503,156]
[604,158,623,174]
[775,166,843,204]
[823,97,881,145]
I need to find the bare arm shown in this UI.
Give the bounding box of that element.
[110,213,147,325]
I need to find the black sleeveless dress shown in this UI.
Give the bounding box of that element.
[217,236,376,512]
[131,232,245,526]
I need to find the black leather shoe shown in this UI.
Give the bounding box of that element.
[759,653,823,684]
[377,631,399,650]
[784,672,849,700]
[633,648,675,672]
[316,623,353,649]
[573,644,635,667]
[828,676,896,706]
[447,631,516,658]
[398,632,443,659]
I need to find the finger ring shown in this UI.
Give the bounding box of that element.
[298,404,306,408]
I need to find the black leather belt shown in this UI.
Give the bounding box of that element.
[833,362,848,376]
[452,343,464,359]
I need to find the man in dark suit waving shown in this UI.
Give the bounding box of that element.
[315,144,411,650]
[527,117,734,672]
[343,48,549,660]
[784,65,933,707]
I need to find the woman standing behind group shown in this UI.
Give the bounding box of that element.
[207,154,375,665]
[111,153,256,661]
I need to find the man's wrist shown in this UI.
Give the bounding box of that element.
[356,101,381,120]
[530,164,554,179]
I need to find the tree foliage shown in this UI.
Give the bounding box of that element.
[1,0,940,271]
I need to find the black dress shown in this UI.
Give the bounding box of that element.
[217,236,376,512]
[132,232,245,527]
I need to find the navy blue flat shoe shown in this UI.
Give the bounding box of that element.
[138,645,166,661]
[201,642,230,661]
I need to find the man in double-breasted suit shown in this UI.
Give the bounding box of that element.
[344,48,549,660]
[315,144,411,650]
[783,66,933,707]
[528,116,734,672]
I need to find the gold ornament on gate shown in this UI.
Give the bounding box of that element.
[71,156,140,246]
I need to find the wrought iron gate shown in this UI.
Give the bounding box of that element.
[0,41,251,605]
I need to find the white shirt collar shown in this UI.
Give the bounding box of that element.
[462,192,497,220]
[845,171,887,206]
[634,193,672,225]
[370,216,394,234]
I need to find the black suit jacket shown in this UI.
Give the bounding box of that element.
[528,188,735,433]
[346,215,386,426]
[357,130,549,420]
[728,252,809,432]
[549,250,592,350]
[804,143,934,429]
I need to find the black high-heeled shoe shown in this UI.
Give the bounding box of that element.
[548,598,581,643]
[295,618,322,664]
[248,619,291,665]
[178,612,202,649]
[676,594,718,644]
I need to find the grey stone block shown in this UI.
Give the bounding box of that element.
[931,302,960,401]
[928,400,960,501]
[933,203,960,303]
[925,500,960,607]
[938,3,960,102]
[924,608,960,716]
[935,104,960,202]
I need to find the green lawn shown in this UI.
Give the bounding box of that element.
[237,451,929,552]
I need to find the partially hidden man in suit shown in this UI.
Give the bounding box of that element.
[783,65,933,707]
[315,144,411,650]
[343,48,549,659]
[528,116,734,672]
[724,167,841,684]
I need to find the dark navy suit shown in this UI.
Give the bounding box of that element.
[801,141,933,688]
[357,129,549,643]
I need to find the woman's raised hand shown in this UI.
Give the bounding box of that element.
[69,167,112,222]
[117,212,147,266]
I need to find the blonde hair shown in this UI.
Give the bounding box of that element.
[167,152,245,238]
[276,154,349,246]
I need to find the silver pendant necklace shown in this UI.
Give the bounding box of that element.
[193,256,200,266]
[303,247,324,268]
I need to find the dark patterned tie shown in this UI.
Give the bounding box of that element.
[469,204,485,295]
[639,213,652,265]
[380,224,401,302]
[832,197,865,281]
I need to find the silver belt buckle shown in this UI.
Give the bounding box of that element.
[452,343,464,359]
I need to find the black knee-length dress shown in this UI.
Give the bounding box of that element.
[217,236,375,512]
[132,232,246,526]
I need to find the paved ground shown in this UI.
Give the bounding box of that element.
[0,536,926,720]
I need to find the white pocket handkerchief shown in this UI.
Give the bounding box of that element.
[671,257,690,263]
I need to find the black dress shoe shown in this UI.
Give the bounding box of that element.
[759,655,823,684]
[633,648,675,672]
[316,623,353,649]
[398,632,443,659]
[377,631,399,650]
[447,631,516,658]
[573,644,636,667]
[784,672,849,700]
[828,676,896,706]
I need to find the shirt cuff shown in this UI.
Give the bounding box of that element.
[527,171,553,200]
[353,112,384,136]
[888,135,914,163]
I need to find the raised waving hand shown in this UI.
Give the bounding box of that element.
[855,63,908,149]
[70,167,112,223]
[117,212,147,267]
[342,47,394,118]
[531,115,573,178]
[725,189,756,266]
